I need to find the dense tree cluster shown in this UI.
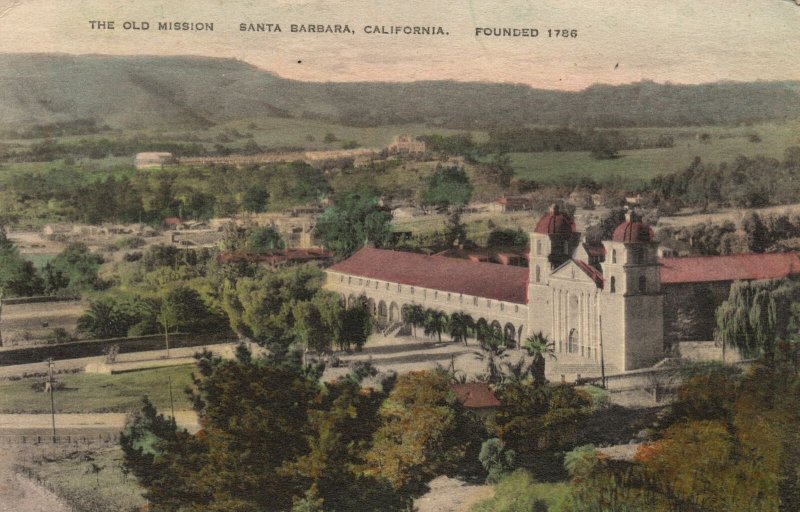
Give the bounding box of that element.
[314,192,392,258]
[420,166,473,208]
[652,148,800,209]
[1,162,328,226]
[561,364,800,511]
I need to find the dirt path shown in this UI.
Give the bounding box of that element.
[0,448,70,512]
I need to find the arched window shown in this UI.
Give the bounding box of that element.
[535,265,541,283]
[610,276,616,293]
[536,240,542,255]
[611,249,617,264]
[638,275,647,293]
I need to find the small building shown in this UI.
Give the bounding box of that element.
[163,217,185,230]
[135,152,176,169]
[388,135,426,155]
[452,382,501,418]
[498,196,534,213]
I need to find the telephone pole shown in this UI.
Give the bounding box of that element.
[168,376,176,420]
[598,315,607,389]
[47,358,56,441]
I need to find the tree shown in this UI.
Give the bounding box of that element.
[442,208,468,248]
[742,212,770,253]
[77,298,136,339]
[339,299,373,351]
[423,308,449,343]
[474,327,515,384]
[247,225,285,253]
[486,228,529,249]
[365,370,476,497]
[293,292,342,354]
[0,228,43,297]
[448,311,475,345]
[241,187,269,213]
[123,358,321,511]
[315,192,393,258]
[421,166,473,208]
[479,438,516,484]
[715,279,800,366]
[42,242,104,294]
[524,332,557,386]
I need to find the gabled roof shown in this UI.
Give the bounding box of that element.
[574,259,605,288]
[659,252,800,284]
[452,383,501,409]
[328,247,528,304]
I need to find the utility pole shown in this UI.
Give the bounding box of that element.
[168,376,176,420]
[598,315,607,389]
[47,358,56,441]
[0,290,4,347]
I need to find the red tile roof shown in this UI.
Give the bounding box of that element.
[574,259,605,288]
[328,247,528,304]
[452,383,501,409]
[659,252,800,284]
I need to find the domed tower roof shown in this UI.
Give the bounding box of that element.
[612,210,655,244]
[535,204,576,235]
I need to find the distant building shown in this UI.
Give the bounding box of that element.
[388,135,426,155]
[135,152,176,169]
[498,195,534,213]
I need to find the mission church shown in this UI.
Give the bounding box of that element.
[325,205,800,378]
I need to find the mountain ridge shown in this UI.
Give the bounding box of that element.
[1,53,799,130]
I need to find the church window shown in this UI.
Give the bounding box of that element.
[359,278,363,285]
[610,276,616,293]
[535,265,541,283]
[563,241,569,253]
[348,277,352,284]
[500,303,505,311]
[487,300,492,308]
[473,297,478,306]
[536,240,542,255]
[638,275,647,293]
[340,275,344,282]
[385,283,389,290]
[410,286,415,295]
[447,293,451,301]
[515,305,519,313]
[434,291,438,299]
[611,249,617,264]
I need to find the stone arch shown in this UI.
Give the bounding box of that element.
[389,302,400,323]
[517,325,525,343]
[367,298,376,316]
[503,323,516,344]
[490,320,502,334]
[347,294,357,308]
[339,294,346,306]
[378,300,388,320]
[475,318,489,342]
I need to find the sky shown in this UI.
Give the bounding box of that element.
[0,0,797,90]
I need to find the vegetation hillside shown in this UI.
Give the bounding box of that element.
[2,54,800,130]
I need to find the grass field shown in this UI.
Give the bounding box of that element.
[511,121,800,187]
[22,446,146,512]
[0,365,195,414]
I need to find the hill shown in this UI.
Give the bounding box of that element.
[1,53,800,130]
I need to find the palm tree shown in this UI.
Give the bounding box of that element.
[474,327,513,384]
[402,304,417,338]
[524,332,557,386]
[448,312,474,345]
[423,308,449,343]
[410,304,426,338]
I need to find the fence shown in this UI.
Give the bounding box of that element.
[0,433,120,445]
[0,330,234,366]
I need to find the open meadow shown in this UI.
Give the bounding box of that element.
[511,121,800,187]
[0,365,195,414]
